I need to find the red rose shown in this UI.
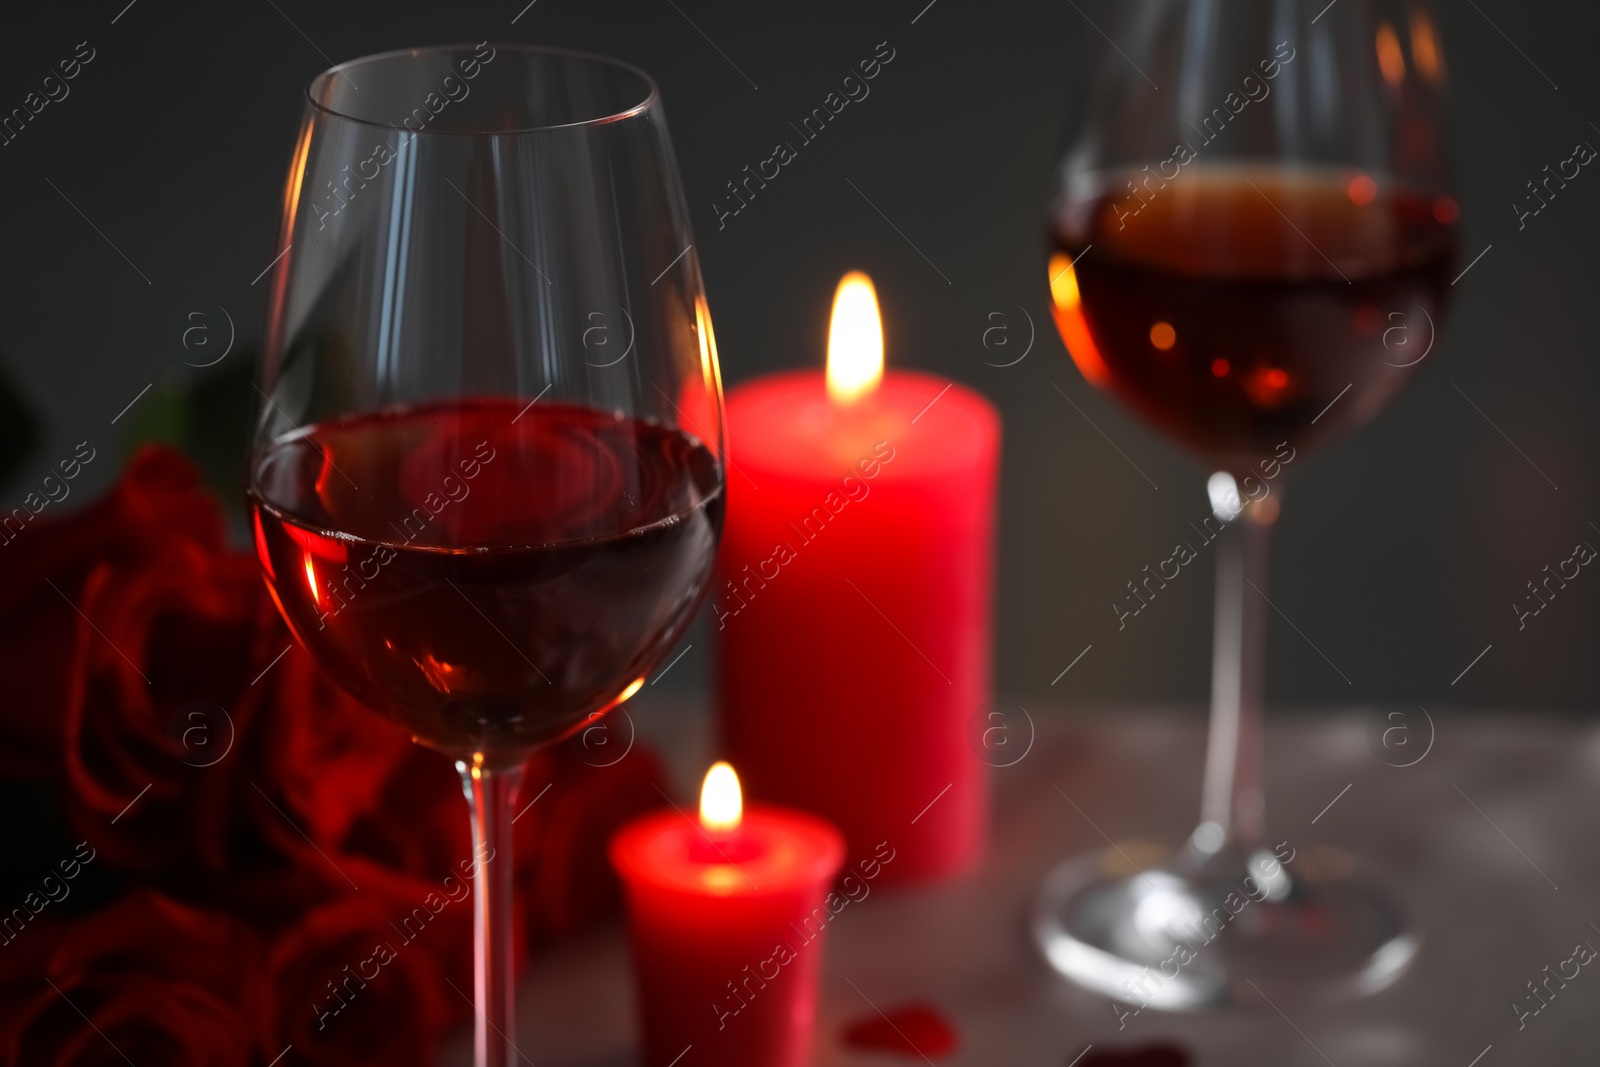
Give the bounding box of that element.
[59,531,274,876]
[224,763,473,933]
[14,445,420,899]
[517,741,670,945]
[337,744,473,889]
[239,641,418,903]
[0,891,258,1067]
[0,445,277,877]
[259,888,469,1067]
[227,650,467,927]
[0,446,225,775]
[256,642,416,849]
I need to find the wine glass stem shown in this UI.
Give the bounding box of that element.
[1198,505,1275,853]
[458,760,525,1067]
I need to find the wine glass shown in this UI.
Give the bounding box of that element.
[1036,2,1456,1007]
[247,45,725,1065]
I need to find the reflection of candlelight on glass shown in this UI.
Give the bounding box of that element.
[1048,255,1109,385]
[1376,22,1405,87]
[610,763,845,1067]
[1410,11,1444,84]
[719,270,1000,886]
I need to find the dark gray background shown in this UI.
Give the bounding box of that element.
[2,0,1595,714]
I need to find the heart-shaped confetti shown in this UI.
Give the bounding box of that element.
[1079,1042,1191,1066]
[842,1003,959,1058]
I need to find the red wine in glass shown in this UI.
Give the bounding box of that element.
[1050,167,1458,462]
[250,398,723,759]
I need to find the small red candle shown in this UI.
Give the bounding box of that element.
[718,272,1000,884]
[611,762,846,1067]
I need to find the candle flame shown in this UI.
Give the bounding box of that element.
[699,761,743,832]
[826,271,884,404]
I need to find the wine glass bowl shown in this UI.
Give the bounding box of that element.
[249,45,723,766]
[1048,0,1456,471]
[1049,164,1458,464]
[248,397,723,762]
[1036,0,1452,1009]
[247,44,724,1065]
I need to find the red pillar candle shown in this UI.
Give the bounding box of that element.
[717,272,1000,885]
[611,763,846,1067]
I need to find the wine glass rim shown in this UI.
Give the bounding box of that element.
[305,43,661,136]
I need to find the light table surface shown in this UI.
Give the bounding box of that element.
[446,706,1600,1066]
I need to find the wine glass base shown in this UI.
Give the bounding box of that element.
[1032,847,1420,1010]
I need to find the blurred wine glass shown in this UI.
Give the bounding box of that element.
[1036,2,1456,1007]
